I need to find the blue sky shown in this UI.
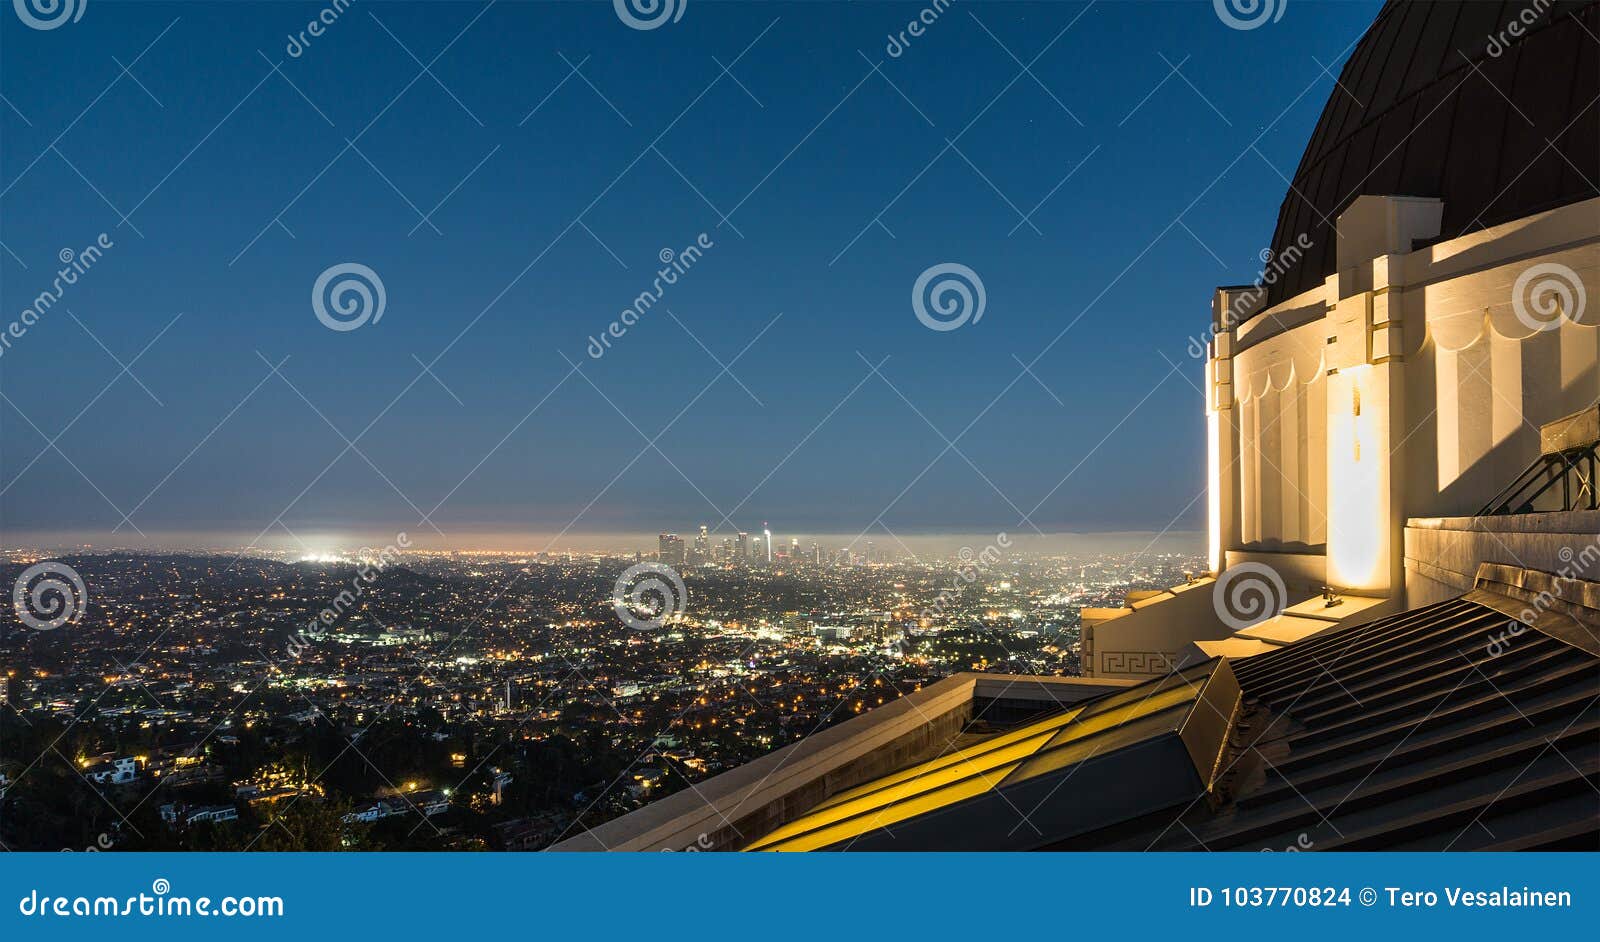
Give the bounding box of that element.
[0,0,1383,550]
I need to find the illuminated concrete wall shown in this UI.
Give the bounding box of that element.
[1209,196,1600,601]
[1405,511,1600,607]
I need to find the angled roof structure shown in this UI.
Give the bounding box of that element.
[729,566,1599,852]
[746,660,1239,851]
[1060,576,1600,851]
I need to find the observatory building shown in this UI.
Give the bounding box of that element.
[556,0,1600,852]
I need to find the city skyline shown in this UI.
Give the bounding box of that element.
[1,523,1205,559]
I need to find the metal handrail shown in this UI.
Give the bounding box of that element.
[1475,444,1599,516]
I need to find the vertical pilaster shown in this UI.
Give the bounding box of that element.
[1208,289,1245,574]
[1323,196,1436,595]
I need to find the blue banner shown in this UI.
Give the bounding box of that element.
[2,852,1593,939]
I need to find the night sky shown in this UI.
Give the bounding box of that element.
[0,0,1383,550]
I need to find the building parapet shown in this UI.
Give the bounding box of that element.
[549,671,1130,851]
[1404,510,1600,606]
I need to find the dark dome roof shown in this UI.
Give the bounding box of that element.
[1261,0,1599,310]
